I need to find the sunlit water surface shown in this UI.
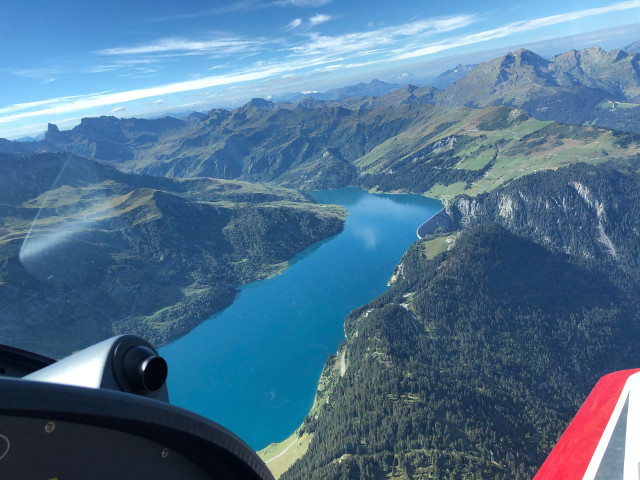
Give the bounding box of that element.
[160,187,442,449]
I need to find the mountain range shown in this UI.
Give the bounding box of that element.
[281,79,403,103]
[1,103,638,202]
[0,152,343,357]
[2,39,640,479]
[1,44,638,196]
[434,47,640,129]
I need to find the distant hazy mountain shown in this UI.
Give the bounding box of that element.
[269,44,640,133]
[0,152,343,357]
[182,111,208,122]
[430,63,475,89]
[15,132,45,142]
[243,97,278,110]
[310,79,402,100]
[434,47,640,129]
[0,116,191,170]
[152,110,207,121]
[624,39,640,52]
[275,84,439,111]
[276,79,403,103]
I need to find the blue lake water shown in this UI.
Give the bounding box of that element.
[159,187,442,449]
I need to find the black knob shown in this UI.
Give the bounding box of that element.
[122,346,168,393]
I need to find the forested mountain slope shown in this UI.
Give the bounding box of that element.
[0,152,343,357]
[278,162,640,480]
[3,104,638,198]
[281,223,640,479]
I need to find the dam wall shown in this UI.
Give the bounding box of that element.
[417,208,454,239]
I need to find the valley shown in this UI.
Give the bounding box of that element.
[2,39,640,480]
[272,162,640,479]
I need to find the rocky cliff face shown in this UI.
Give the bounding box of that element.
[447,163,640,269]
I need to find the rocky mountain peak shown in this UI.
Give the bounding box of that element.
[431,64,475,89]
[244,98,276,110]
[44,123,61,141]
[624,39,640,53]
[500,48,549,68]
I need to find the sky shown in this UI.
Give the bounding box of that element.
[1,0,639,139]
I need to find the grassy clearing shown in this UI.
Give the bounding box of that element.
[356,135,410,173]
[598,101,640,110]
[182,286,210,297]
[456,119,553,152]
[454,155,493,170]
[258,432,314,478]
[355,108,483,174]
[424,129,640,201]
[424,182,469,201]
[360,113,617,201]
[422,235,454,259]
[425,152,636,202]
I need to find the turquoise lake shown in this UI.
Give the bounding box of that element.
[159,187,442,449]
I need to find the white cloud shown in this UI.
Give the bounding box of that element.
[97,37,261,56]
[313,59,378,73]
[150,99,164,105]
[0,92,109,117]
[146,0,333,22]
[313,63,344,72]
[288,18,303,29]
[310,13,332,26]
[393,1,640,60]
[111,106,126,113]
[12,68,62,80]
[280,0,333,6]
[0,56,341,125]
[293,14,475,56]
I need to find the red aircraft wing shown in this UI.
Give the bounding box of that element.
[535,369,640,480]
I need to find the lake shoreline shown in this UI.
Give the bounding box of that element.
[160,187,442,451]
